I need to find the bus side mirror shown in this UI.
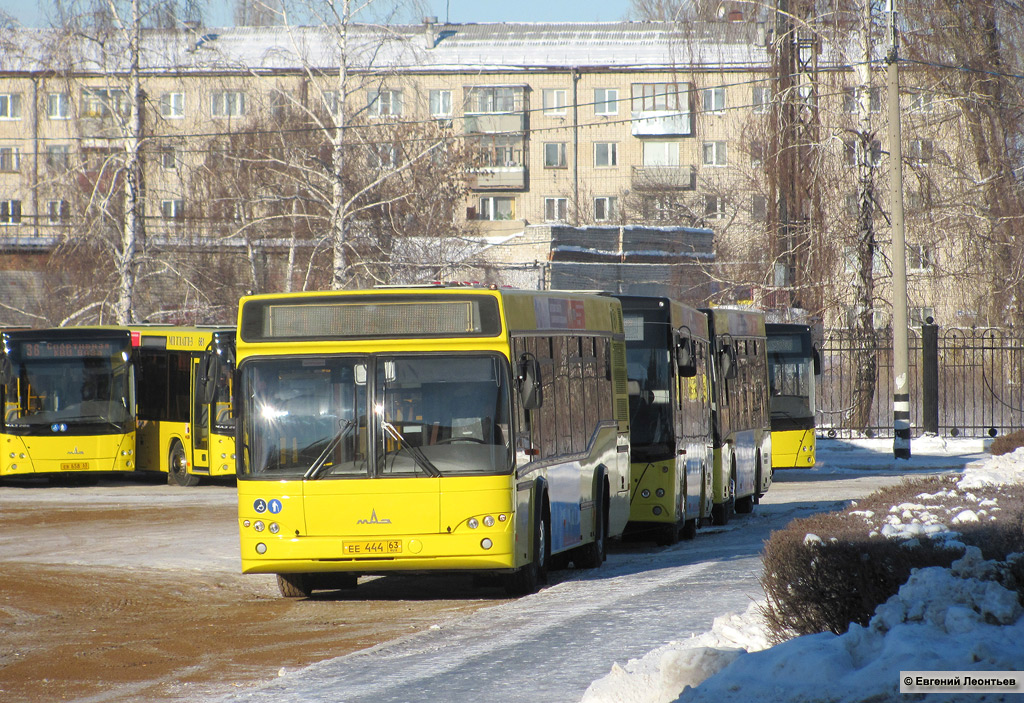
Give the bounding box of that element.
[198,354,219,405]
[719,344,737,380]
[676,337,697,378]
[518,355,543,411]
[813,347,822,376]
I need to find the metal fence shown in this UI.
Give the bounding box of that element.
[817,325,1024,439]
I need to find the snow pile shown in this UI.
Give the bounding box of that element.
[583,444,1024,703]
[669,548,1024,703]
[580,601,771,703]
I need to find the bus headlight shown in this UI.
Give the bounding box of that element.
[480,538,493,550]
[641,489,651,498]
[255,543,267,554]
[269,523,280,534]
[254,520,265,532]
[498,513,507,522]
[467,517,479,529]
[652,506,663,516]
[656,488,665,497]
[483,515,495,527]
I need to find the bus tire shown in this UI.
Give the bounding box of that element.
[575,483,607,568]
[657,520,679,547]
[167,440,199,487]
[504,497,549,596]
[277,573,313,598]
[712,464,736,526]
[681,517,698,540]
[735,456,760,515]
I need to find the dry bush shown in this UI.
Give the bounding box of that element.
[989,430,1024,456]
[760,476,1024,644]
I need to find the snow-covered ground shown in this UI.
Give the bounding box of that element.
[583,437,1024,703]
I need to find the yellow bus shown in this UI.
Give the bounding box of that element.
[226,286,631,597]
[617,295,713,545]
[0,325,236,486]
[766,323,820,468]
[701,307,772,524]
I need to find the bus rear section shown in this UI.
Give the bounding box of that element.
[617,295,713,544]
[1,329,136,479]
[766,323,820,468]
[701,307,772,525]
[232,288,630,597]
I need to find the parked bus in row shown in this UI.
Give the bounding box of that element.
[616,295,714,545]
[701,307,772,524]
[766,323,820,468]
[0,326,235,486]
[218,286,632,597]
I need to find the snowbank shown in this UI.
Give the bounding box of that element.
[582,443,1024,703]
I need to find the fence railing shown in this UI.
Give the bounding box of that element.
[816,325,1024,439]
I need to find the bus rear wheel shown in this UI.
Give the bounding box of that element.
[575,485,607,568]
[712,469,736,526]
[167,440,199,487]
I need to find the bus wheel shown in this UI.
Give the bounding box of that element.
[504,500,549,596]
[657,521,679,547]
[277,573,313,598]
[681,517,698,540]
[167,440,199,487]
[735,458,760,514]
[575,486,606,568]
[711,470,736,526]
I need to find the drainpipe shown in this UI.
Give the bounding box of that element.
[31,76,39,239]
[572,68,580,224]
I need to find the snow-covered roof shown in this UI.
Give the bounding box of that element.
[2,21,781,75]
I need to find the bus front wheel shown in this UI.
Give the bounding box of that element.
[167,440,199,487]
[504,499,550,596]
[277,573,313,598]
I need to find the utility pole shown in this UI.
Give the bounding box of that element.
[886,0,911,459]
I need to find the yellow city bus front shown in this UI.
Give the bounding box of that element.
[2,430,135,476]
[238,473,517,574]
[771,427,816,468]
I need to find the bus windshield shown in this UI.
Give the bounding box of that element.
[239,354,512,479]
[4,348,133,434]
[623,313,673,454]
[767,341,815,421]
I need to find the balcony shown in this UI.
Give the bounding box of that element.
[464,112,525,134]
[631,165,697,191]
[630,110,692,137]
[469,165,527,191]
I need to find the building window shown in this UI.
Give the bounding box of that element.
[752,86,770,114]
[751,194,766,221]
[466,86,523,113]
[910,90,934,113]
[211,90,245,118]
[47,92,70,119]
[367,89,402,117]
[0,147,20,172]
[46,199,70,224]
[160,92,185,118]
[702,86,725,113]
[368,143,399,170]
[594,196,617,221]
[82,88,128,118]
[429,89,452,118]
[909,139,933,163]
[46,144,69,171]
[908,243,934,271]
[474,134,522,167]
[750,140,765,166]
[544,197,568,222]
[159,146,178,170]
[702,141,727,166]
[843,86,882,114]
[642,141,679,166]
[543,88,567,115]
[704,194,727,220]
[476,196,515,221]
[544,142,567,168]
[0,199,22,224]
[0,93,22,120]
[594,88,619,116]
[594,142,618,168]
[845,138,881,167]
[632,83,688,112]
[160,199,185,220]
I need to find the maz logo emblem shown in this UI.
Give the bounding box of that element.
[357,509,392,525]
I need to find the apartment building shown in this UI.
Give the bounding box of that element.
[0,19,981,327]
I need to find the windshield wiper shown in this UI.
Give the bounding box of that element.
[304,419,356,480]
[381,420,443,477]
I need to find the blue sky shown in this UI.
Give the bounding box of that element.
[0,1,635,27]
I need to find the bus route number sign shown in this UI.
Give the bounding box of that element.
[343,540,402,555]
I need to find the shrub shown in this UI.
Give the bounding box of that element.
[989,429,1024,456]
[760,476,1024,644]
